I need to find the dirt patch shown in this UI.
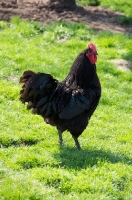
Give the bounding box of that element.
[110,59,132,71]
[0,1,132,34]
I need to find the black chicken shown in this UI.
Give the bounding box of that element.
[19,43,101,150]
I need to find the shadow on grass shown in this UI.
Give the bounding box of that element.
[122,52,132,64]
[118,16,132,26]
[0,138,39,148]
[53,146,132,170]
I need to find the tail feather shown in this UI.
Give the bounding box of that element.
[19,70,36,103]
[19,70,36,84]
[19,70,58,118]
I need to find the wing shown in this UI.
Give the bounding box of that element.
[59,89,96,119]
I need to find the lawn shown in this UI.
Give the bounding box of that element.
[77,0,132,17]
[0,13,132,200]
[77,0,132,25]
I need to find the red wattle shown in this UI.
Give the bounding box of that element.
[86,53,97,64]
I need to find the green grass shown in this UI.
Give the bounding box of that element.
[0,17,132,199]
[77,0,132,25]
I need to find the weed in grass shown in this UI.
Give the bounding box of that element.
[77,0,100,6]
[118,16,132,26]
[99,0,132,17]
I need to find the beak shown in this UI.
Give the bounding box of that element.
[94,52,98,55]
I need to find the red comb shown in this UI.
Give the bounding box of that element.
[88,43,97,52]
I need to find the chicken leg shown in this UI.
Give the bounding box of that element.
[58,129,63,146]
[58,129,81,150]
[72,136,81,150]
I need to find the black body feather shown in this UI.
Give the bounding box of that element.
[19,48,101,149]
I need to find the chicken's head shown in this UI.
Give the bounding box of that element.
[86,43,98,64]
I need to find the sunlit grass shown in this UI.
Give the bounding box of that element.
[77,0,132,17]
[0,17,132,199]
[77,0,132,25]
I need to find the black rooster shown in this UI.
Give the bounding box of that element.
[19,43,101,149]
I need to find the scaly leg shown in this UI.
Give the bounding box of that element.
[72,136,81,150]
[58,129,63,146]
